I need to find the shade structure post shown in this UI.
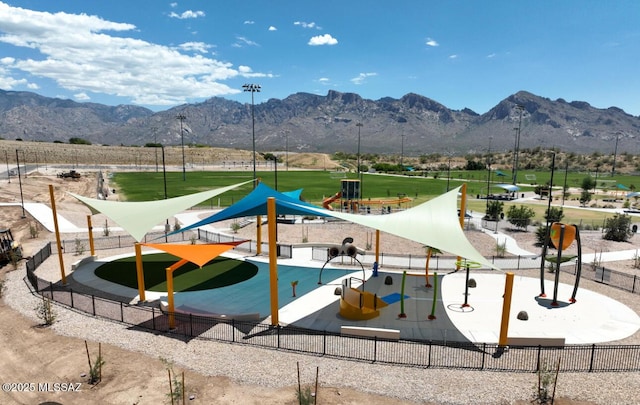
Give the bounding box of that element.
[135,243,146,302]
[498,272,515,347]
[87,215,95,256]
[48,185,66,285]
[267,197,279,326]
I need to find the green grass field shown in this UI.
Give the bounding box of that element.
[112,169,638,225]
[94,253,258,292]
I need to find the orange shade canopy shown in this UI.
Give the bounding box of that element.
[141,241,248,268]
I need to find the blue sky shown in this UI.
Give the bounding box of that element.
[0,1,638,115]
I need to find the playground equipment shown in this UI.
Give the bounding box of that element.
[541,222,583,306]
[339,277,388,320]
[0,229,22,266]
[317,237,366,284]
[322,191,341,210]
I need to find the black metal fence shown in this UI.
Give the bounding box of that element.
[23,242,640,373]
[561,263,640,296]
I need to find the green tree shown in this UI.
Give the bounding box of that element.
[506,205,535,230]
[69,137,91,145]
[535,206,566,245]
[603,214,634,242]
[484,200,504,221]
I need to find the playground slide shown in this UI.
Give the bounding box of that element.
[322,192,341,210]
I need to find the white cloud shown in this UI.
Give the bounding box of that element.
[0,2,276,106]
[178,42,214,54]
[74,92,90,101]
[351,72,377,85]
[318,77,330,83]
[308,34,338,46]
[425,37,439,47]
[449,54,458,59]
[487,53,496,58]
[244,20,255,25]
[234,36,259,47]
[268,26,277,31]
[294,21,321,30]
[168,10,205,19]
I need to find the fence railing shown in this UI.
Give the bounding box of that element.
[23,241,640,373]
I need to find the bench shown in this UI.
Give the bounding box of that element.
[340,326,400,340]
[506,337,565,347]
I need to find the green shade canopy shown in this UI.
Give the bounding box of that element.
[285,187,498,270]
[68,180,252,242]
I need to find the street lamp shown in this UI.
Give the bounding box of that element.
[176,113,187,181]
[283,130,290,171]
[243,83,261,188]
[356,122,363,202]
[612,132,621,176]
[512,104,524,185]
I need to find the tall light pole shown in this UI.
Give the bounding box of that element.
[512,104,524,185]
[486,136,493,210]
[161,145,169,242]
[243,83,261,188]
[15,150,25,218]
[400,132,405,168]
[356,122,363,201]
[611,132,621,176]
[176,113,187,181]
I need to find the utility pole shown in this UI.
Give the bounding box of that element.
[512,104,524,185]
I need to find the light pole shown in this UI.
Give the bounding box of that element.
[612,132,620,176]
[4,150,10,183]
[356,122,363,202]
[400,132,405,168]
[485,136,493,210]
[176,113,187,181]
[447,156,451,192]
[161,145,169,242]
[15,150,25,218]
[243,83,261,188]
[512,104,524,185]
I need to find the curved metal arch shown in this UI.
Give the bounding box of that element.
[317,255,366,290]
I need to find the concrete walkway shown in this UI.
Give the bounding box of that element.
[12,202,640,344]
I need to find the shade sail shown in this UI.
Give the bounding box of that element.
[494,184,520,192]
[617,183,631,191]
[68,180,252,242]
[626,192,640,198]
[175,183,332,234]
[295,187,498,270]
[142,241,247,267]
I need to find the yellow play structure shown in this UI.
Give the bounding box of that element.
[339,278,388,320]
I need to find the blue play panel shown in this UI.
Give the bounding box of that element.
[381,292,410,305]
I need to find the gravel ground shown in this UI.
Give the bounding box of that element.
[4,237,640,405]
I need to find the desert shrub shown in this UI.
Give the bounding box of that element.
[603,213,633,242]
[35,296,57,326]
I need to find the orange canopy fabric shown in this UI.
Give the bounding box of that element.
[141,241,248,268]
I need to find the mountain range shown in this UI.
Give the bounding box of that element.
[0,89,638,156]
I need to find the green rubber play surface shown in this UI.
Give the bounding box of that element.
[94,253,258,292]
